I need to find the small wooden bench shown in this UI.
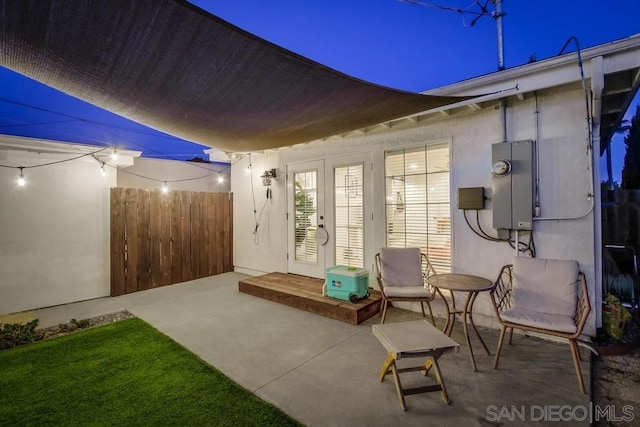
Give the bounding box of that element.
[372,320,459,411]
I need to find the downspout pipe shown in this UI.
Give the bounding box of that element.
[534,92,541,218]
[591,56,605,328]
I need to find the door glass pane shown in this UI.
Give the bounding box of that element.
[294,170,318,264]
[334,164,364,268]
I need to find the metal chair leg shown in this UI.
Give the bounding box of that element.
[381,300,389,324]
[494,326,507,369]
[569,339,587,394]
[426,301,436,327]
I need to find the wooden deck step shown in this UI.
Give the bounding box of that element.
[238,272,382,325]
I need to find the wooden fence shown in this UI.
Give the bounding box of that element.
[602,189,640,303]
[602,189,640,249]
[110,188,233,296]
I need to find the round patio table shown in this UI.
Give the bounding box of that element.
[427,273,494,372]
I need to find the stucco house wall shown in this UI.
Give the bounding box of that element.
[0,138,235,315]
[0,139,125,314]
[231,83,597,335]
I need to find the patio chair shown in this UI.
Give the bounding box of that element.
[490,257,591,393]
[374,247,439,324]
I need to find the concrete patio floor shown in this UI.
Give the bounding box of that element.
[7,272,592,426]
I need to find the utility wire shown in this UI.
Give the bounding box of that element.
[108,153,246,184]
[0,146,110,169]
[0,96,185,140]
[0,96,208,158]
[0,118,78,128]
[398,0,493,27]
[463,209,535,256]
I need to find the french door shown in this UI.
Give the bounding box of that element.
[287,155,372,278]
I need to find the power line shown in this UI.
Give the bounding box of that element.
[0,117,78,128]
[398,0,493,27]
[0,96,208,158]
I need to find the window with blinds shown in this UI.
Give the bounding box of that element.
[294,170,318,264]
[385,143,451,273]
[334,164,364,268]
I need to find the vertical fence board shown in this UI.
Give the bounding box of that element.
[125,188,139,294]
[208,193,217,275]
[181,191,192,282]
[216,194,225,274]
[160,192,172,286]
[200,192,210,278]
[150,190,162,287]
[191,192,202,278]
[110,188,126,296]
[111,188,233,295]
[138,189,151,291]
[170,191,182,283]
[223,193,232,272]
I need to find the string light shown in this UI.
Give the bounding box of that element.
[111,148,118,161]
[3,149,245,189]
[17,167,25,186]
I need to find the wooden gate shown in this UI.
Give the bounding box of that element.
[110,188,233,296]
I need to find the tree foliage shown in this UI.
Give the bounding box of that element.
[621,105,640,189]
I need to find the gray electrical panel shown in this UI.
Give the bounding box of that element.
[491,140,534,230]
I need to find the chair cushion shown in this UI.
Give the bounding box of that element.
[512,257,579,317]
[384,286,433,298]
[500,307,577,334]
[379,247,424,287]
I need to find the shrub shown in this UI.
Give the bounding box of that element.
[70,318,91,329]
[0,319,43,350]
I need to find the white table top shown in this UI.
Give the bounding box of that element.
[372,320,459,359]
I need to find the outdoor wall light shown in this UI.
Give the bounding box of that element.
[17,167,26,186]
[261,169,277,186]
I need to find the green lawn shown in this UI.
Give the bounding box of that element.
[0,318,301,426]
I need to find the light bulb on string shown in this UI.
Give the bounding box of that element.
[17,167,26,186]
[111,148,118,161]
[217,174,224,183]
[162,181,169,193]
[100,163,107,177]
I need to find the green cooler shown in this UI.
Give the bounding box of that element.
[326,265,370,303]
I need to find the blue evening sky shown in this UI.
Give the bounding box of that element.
[1,0,638,178]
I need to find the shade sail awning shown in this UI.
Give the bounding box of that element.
[0,0,471,152]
